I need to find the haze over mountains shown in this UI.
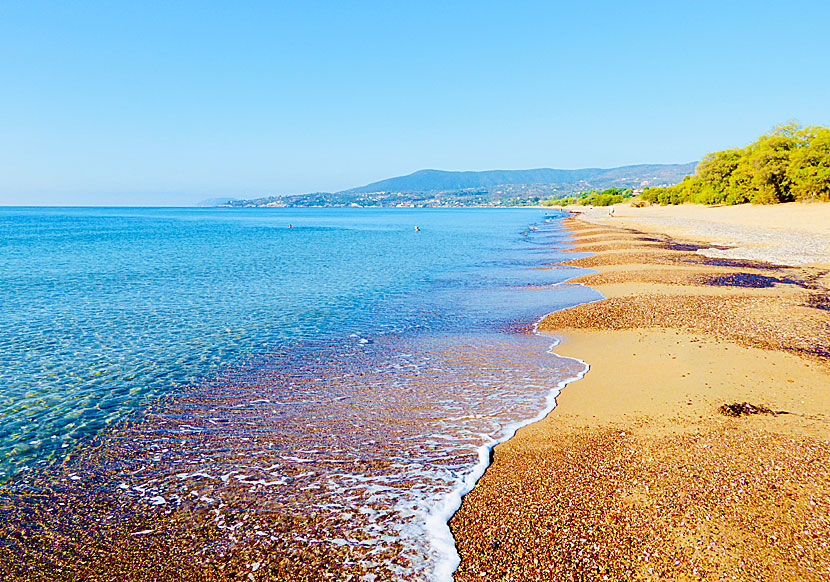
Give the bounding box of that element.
[218,163,697,208]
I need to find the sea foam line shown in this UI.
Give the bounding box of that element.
[429,226,603,582]
[426,320,592,582]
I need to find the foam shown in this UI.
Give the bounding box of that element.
[422,219,597,582]
[426,324,590,581]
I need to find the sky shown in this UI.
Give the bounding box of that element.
[1,1,829,206]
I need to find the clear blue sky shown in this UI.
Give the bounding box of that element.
[2,0,828,205]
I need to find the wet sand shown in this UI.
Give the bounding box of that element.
[450,212,830,581]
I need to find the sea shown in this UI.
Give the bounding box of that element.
[0,207,600,580]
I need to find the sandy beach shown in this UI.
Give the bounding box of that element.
[450,203,830,581]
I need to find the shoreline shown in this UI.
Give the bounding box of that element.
[430,329,592,582]
[450,205,830,580]
[430,213,604,581]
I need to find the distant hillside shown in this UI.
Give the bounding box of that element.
[222,163,697,208]
[342,164,697,194]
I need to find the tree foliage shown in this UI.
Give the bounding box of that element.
[545,188,633,207]
[642,123,830,205]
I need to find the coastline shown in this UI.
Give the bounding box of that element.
[428,333,591,582]
[450,205,830,580]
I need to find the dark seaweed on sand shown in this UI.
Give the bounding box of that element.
[806,293,830,311]
[718,402,788,417]
[703,273,797,289]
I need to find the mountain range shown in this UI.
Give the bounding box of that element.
[216,162,697,208]
[343,164,696,194]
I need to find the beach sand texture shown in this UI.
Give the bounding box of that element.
[450,207,830,581]
[574,201,830,269]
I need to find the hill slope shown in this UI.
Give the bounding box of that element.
[342,164,697,194]
[222,163,697,208]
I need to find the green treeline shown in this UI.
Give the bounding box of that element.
[643,123,830,205]
[543,187,633,207]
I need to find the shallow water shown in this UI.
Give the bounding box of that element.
[0,207,599,580]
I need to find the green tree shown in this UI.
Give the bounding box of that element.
[788,125,830,201]
[642,122,830,205]
[746,123,800,203]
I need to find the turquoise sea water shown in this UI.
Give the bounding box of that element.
[0,207,599,579]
